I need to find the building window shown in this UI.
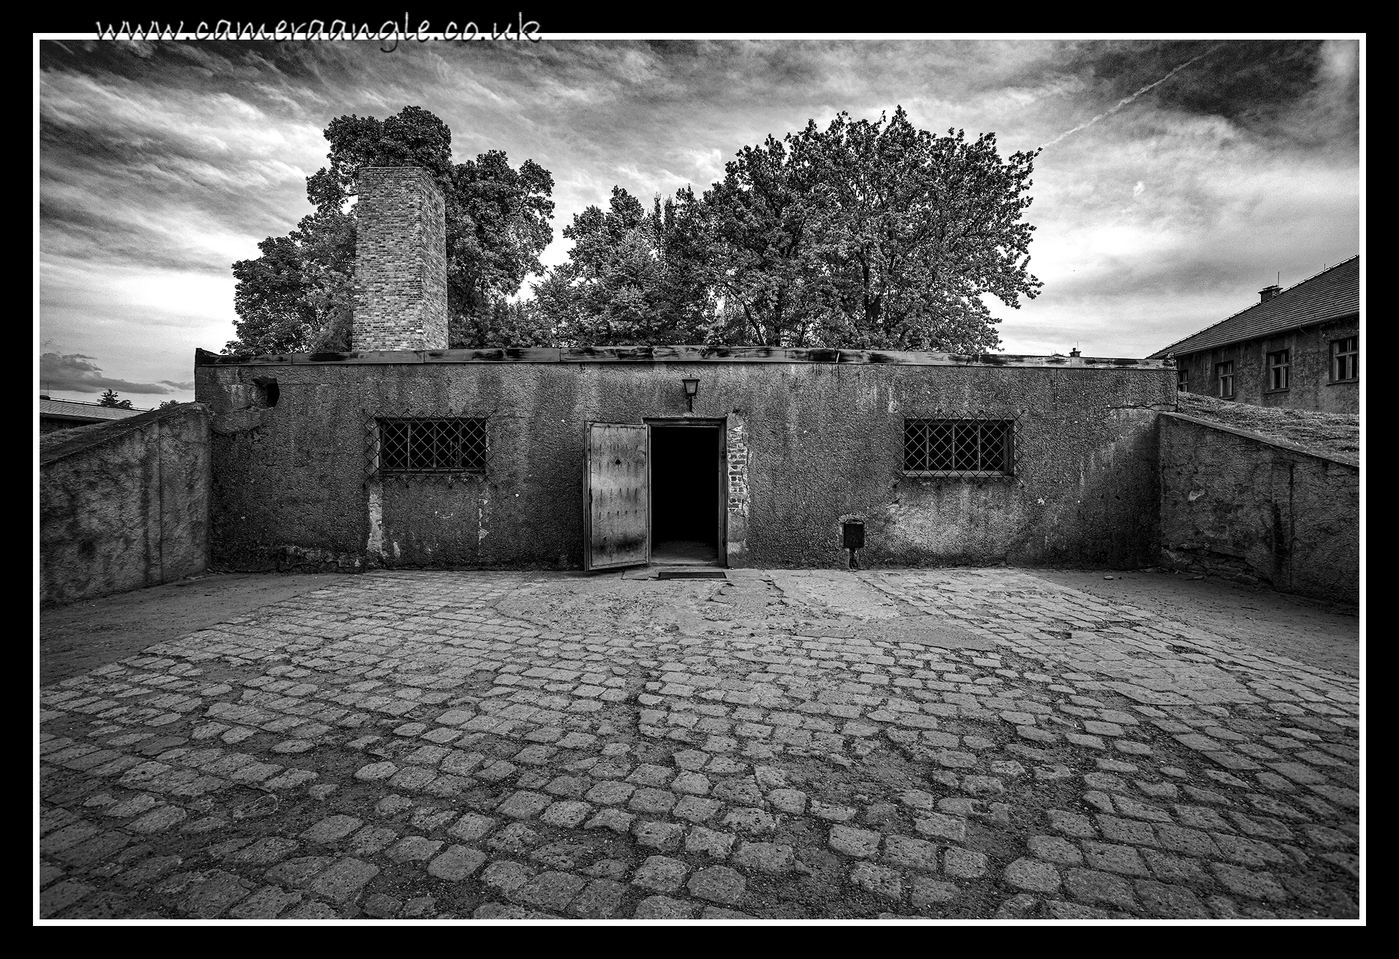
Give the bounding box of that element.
[1216,361,1235,398]
[1331,336,1358,382]
[377,417,487,474]
[1177,369,1188,393]
[1267,349,1290,391]
[904,418,1015,477]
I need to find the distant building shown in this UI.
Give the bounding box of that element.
[39,396,144,434]
[1149,256,1359,414]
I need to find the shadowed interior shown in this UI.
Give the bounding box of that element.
[650,424,720,565]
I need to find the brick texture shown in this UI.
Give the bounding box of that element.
[353,167,447,351]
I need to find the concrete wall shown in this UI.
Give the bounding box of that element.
[196,351,1173,572]
[1176,318,1359,414]
[39,403,211,606]
[1158,412,1359,604]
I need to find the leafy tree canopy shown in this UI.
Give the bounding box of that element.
[98,388,134,409]
[700,106,1041,352]
[535,105,1041,353]
[533,187,717,347]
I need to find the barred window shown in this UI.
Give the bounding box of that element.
[1267,349,1289,391]
[378,418,487,473]
[904,419,1015,477]
[1331,336,1357,382]
[1177,369,1188,393]
[1216,361,1236,398]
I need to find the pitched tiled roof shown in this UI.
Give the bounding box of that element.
[39,398,144,422]
[1149,256,1359,358]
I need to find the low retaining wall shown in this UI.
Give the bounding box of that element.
[39,403,211,606]
[1158,412,1359,604]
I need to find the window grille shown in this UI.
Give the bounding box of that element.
[903,417,1017,477]
[1331,336,1357,382]
[1216,361,1236,398]
[1267,349,1289,391]
[368,417,488,477]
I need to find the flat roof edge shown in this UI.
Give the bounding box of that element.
[196,346,1172,370]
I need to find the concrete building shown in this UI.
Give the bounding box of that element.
[194,166,1176,574]
[1149,257,1359,414]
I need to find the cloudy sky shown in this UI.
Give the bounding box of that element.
[37,35,1362,406]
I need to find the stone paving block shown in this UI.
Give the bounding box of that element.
[427,845,487,881]
[1082,841,1150,877]
[515,871,588,912]
[671,795,721,823]
[1005,858,1061,894]
[910,875,959,911]
[1063,867,1136,910]
[623,817,681,851]
[722,807,776,836]
[1210,863,1291,902]
[584,808,635,835]
[179,870,254,918]
[731,842,795,875]
[686,825,737,859]
[688,865,747,905]
[301,815,363,844]
[849,862,902,901]
[883,835,939,872]
[569,878,628,919]
[307,858,379,903]
[226,884,303,918]
[632,855,689,893]
[942,847,988,879]
[1134,879,1211,919]
[497,790,553,820]
[633,895,699,919]
[40,880,94,918]
[1027,835,1083,865]
[829,824,881,858]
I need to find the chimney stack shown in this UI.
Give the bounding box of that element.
[1258,284,1282,303]
[353,166,448,352]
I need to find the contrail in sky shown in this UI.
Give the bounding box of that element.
[1043,45,1223,148]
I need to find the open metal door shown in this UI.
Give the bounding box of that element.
[583,422,650,570]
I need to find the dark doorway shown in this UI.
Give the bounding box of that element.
[649,423,723,566]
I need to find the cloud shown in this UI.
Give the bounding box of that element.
[39,352,179,396]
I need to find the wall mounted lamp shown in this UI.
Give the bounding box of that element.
[682,377,700,412]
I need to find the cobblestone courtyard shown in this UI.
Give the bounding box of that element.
[38,569,1362,921]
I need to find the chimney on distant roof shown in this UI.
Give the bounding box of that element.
[352,166,448,352]
[1258,284,1282,303]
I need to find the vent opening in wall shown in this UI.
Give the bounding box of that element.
[252,377,280,408]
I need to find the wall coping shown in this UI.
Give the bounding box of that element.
[39,402,210,468]
[197,346,1172,370]
[1160,411,1360,470]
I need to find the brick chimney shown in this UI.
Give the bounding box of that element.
[1258,284,1282,303]
[352,167,448,352]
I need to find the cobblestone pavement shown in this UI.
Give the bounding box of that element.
[38,569,1361,921]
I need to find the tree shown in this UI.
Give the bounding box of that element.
[698,107,1042,352]
[226,106,555,355]
[159,399,182,408]
[533,186,718,346]
[98,389,133,409]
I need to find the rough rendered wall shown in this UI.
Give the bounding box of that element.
[352,167,448,351]
[197,359,1171,572]
[1158,413,1359,603]
[39,404,211,606]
